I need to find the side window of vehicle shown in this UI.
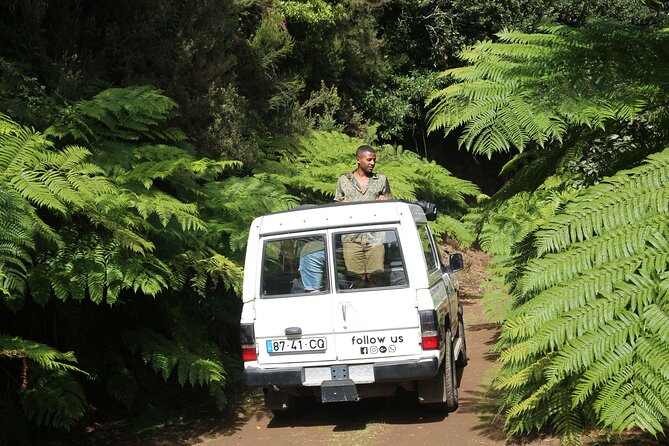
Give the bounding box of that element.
[333,229,408,290]
[418,224,439,272]
[261,235,327,297]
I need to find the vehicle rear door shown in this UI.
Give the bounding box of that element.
[253,233,338,365]
[331,228,423,361]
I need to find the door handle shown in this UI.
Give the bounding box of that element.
[285,327,302,336]
[341,302,353,322]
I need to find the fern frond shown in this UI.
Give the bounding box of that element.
[535,147,669,255]
[47,86,182,145]
[19,370,86,430]
[544,315,636,383]
[508,252,654,339]
[124,327,228,408]
[0,335,86,374]
[519,214,669,294]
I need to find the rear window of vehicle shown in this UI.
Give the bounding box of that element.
[261,235,328,297]
[333,229,408,291]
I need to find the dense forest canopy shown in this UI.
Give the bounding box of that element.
[1,0,668,444]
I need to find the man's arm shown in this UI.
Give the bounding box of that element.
[377,175,392,200]
[334,176,345,201]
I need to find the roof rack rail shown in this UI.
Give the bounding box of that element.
[401,200,437,221]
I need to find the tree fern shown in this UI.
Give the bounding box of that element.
[0,335,86,375]
[427,19,669,158]
[1,335,87,430]
[45,86,245,297]
[493,147,669,439]
[203,174,300,255]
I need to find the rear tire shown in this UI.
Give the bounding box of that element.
[456,314,468,368]
[421,328,459,413]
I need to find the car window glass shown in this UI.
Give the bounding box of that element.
[261,235,327,297]
[333,229,408,290]
[418,224,439,272]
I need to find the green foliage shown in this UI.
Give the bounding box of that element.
[106,368,137,409]
[1,335,87,430]
[0,58,58,129]
[427,19,669,158]
[0,113,121,309]
[204,175,300,255]
[279,0,345,27]
[470,176,578,256]
[0,335,86,375]
[47,86,185,145]
[360,72,440,142]
[566,117,667,187]
[125,323,229,410]
[1,86,250,438]
[44,86,245,298]
[3,1,665,442]
[380,0,664,74]
[20,370,87,430]
[492,147,669,439]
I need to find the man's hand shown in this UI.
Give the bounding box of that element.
[377,195,390,200]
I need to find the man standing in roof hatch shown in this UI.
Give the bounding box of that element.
[334,145,392,287]
[334,145,392,202]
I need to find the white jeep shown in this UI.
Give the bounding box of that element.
[239,200,467,415]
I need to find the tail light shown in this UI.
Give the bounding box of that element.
[240,323,257,361]
[419,310,439,350]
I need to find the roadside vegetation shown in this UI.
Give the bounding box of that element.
[1,0,668,444]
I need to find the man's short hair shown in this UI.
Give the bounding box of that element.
[356,145,376,157]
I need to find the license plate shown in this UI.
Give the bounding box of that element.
[266,337,327,354]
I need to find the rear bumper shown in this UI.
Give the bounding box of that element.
[244,356,439,387]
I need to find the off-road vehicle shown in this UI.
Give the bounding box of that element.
[239,200,467,415]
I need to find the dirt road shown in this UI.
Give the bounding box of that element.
[191,248,559,446]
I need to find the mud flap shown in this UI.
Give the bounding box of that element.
[264,387,293,410]
[321,379,358,402]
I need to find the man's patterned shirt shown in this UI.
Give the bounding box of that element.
[334,172,392,202]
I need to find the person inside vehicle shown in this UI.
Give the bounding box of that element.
[335,145,392,287]
[298,239,325,292]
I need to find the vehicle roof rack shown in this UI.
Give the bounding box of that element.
[400,200,437,221]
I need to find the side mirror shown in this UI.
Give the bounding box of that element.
[449,253,464,272]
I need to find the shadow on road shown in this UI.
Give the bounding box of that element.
[267,391,448,431]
